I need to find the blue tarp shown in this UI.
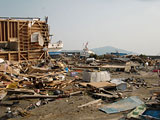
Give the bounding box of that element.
[111,52,127,56]
[49,52,61,55]
[142,109,160,120]
[99,96,144,114]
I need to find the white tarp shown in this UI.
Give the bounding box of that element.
[83,71,111,82]
[110,78,127,91]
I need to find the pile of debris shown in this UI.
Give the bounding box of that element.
[0,54,159,120]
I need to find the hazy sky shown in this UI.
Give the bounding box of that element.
[0,0,160,55]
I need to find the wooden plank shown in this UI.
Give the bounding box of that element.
[10,22,12,39]
[10,22,12,38]
[79,82,116,89]
[78,99,102,108]
[27,21,29,51]
[9,94,59,99]
[36,21,43,29]
[18,52,20,62]
[38,52,44,60]
[9,91,82,100]
[0,92,7,100]
[8,52,11,61]
[20,54,28,62]
[91,93,118,99]
[17,21,20,51]
[0,22,2,41]
[87,82,116,89]
[0,41,9,43]
[19,22,27,30]
[2,22,4,41]
[7,89,35,95]
[14,22,16,37]
[3,22,5,41]
[28,51,29,60]
[9,22,11,38]
[12,22,14,37]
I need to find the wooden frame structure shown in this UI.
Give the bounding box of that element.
[0,18,49,61]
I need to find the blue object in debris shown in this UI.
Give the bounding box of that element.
[65,67,69,73]
[99,96,144,114]
[49,52,61,55]
[142,109,160,119]
[111,52,127,56]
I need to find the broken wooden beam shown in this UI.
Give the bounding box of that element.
[7,89,36,95]
[92,93,119,99]
[9,94,59,99]
[69,91,82,96]
[9,91,82,100]
[78,99,102,108]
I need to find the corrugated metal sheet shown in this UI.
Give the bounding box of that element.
[99,96,144,114]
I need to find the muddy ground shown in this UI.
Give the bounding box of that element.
[0,71,160,120]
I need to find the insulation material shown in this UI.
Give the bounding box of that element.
[31,32,44,46]
[38,32,44,46]
[31,32,39,42]
[83,71,111,82]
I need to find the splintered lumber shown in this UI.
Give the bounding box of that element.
[76,65,125,69]
[0,72,13,82]
[79,82,116,89]
[87,82,116,89]
[69,91,82,96]
[92,93,118,99]
[9,94,59,99]
[7,89,35,95]
[78,99,102,108]
[79,82,88,87]
[28,66,52,74]
[150,90,160,96]
[98,88,116,95]
[9,91,82,99]
[0,91,7,100]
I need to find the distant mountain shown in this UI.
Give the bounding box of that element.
[91,46,137,55]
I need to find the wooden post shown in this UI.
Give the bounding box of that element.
[8,52,10,61]
[17,21,20,62]
[17,21,20,51]
[0,22,1,41]
[7,20,9,41]
[13,22,17,38]
[18,52,20,62]
[3,22,5,41]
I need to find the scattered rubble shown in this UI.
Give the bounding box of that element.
[0,53,159,120]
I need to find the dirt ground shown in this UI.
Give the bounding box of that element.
[0,71,160,120]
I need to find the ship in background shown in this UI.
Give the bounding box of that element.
[80,42,95,58]
[48,40,63,55]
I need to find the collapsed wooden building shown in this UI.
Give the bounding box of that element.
[0,17,50,61]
